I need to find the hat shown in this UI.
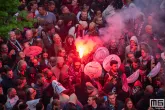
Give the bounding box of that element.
[86,82,95,90]
[134,80,142,88]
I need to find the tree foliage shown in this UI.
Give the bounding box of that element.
[0,0,36,38]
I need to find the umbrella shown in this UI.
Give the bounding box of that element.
[84,61,102,79]
[103,54,121,72]
[24,46,42,57]
[93,47,109,63]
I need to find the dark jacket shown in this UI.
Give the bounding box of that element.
[105,100,124,110]
[1,75,16,94]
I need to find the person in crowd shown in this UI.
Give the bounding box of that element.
[48,1,58,16]
[50,33,62,57]
[59,5,77,27]
[36,5,56,26]
[86,22,99,37]
[25,29,36,46]
[5,88,19,110]
[125,36,140,59]
[15,77,28,101]
[67,0,80,15]
[106,92,124,110]
[122,98,136,110]
[139,48,155,73]
[7,31,23,53]
[43,69,56,83]
[0,43,16,67]
[51,57,68,81]
[84,96,100,110]
[28,0,39,17]
[136,85,155,110]
[1,68,16,94]
[33,74,49,98]
[63,35,76,54]
[14,60,28,79]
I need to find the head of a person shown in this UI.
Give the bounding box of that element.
[9,31,17,42]
[7,88,17,99]
[56,57,64,68]
[36,102,44,110]
[53,34,61,44]
[18,102,28,110]
[80,10,88,21]
[32,58,38,67]
[145,25,152,35]
[124,98,134,109]
[36,73,46,86]
[66,52,74,64]
[65,35,74,45]
[95,9,102,17]
[74,59,81,71]
[57,48,66,57]
[26,88,36,101]
[17,60,27,72]
[49,57,56,67]
[135,14,144,24]
[52,99,60,110]
[71,0,78,6]
[130,37,138,47]
[38,5,47,16]
[42,52,48,59]
[61,5,70,14]
[141,48,149,59]
[6,68,13,79]
[139,65,147,76]
[145,85,154,94]
[110,39,117,49]
[48,1,56,12]
[89,22,96,31]
[45,24,56,36]
[0,43,8,53]
[25,29,33,40]
[132,59,140,69]
[29,1,38,11]
[19,51,25,60]
[79,21,88,30]
[127,52,135,61]
[108,92,117,105]
[87,96,97,106]
[82,4,89,11]
[95,17,103,25]
[110,60,118,72]
[44,69,53,79]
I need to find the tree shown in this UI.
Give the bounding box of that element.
[0,0,36,39]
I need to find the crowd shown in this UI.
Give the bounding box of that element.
[0,0,165,110]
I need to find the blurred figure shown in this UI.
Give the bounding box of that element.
[122,98,136,110]
[5,88,19,110]
[105,92,124,110]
